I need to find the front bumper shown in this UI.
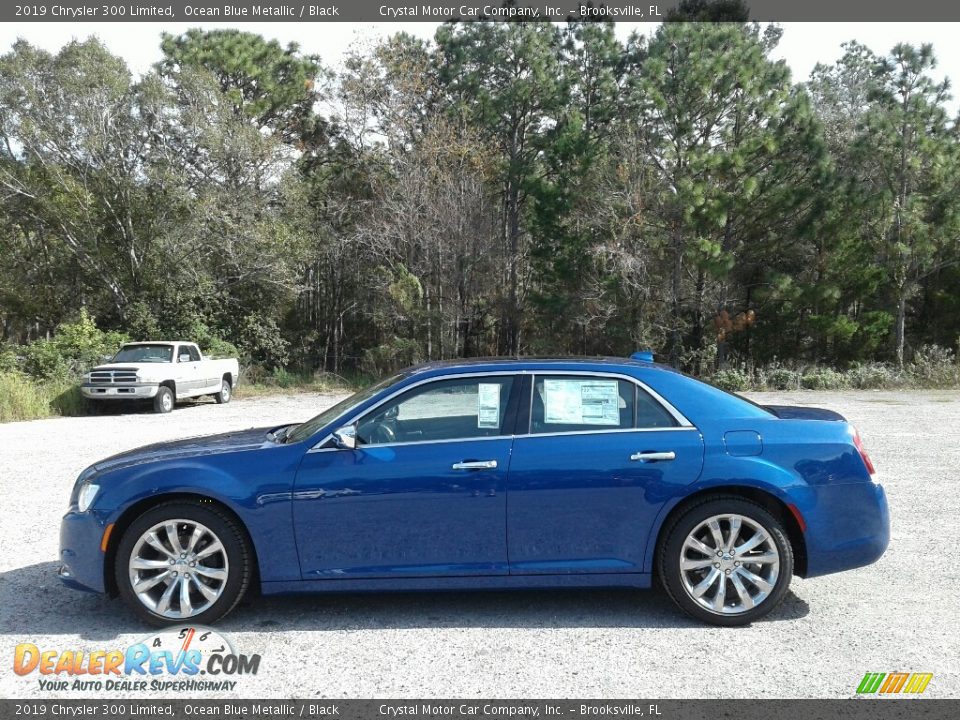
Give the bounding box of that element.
[802,481,890,578]
[81,383,159,400]
[58,510,109,593]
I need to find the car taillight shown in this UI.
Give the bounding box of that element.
[852,428,876,476]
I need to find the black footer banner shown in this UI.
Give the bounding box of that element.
[2,700,958,720]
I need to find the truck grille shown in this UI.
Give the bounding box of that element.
[89,370,138,384]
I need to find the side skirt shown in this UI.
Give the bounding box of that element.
[261,572,652,595]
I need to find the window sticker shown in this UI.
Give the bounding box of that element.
[477,383,501,428]
[543,379,620,426]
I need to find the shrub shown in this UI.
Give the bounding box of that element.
[0,371,85,422]
[18,309,129,380]
[800,368,849,390]
[908,344,958,387]
[765,367,800,390]
[847,362,900,389]
[710,368,751,391]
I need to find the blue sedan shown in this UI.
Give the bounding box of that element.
[59,355,889,626]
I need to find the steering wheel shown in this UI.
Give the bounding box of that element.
[369,423,396,445]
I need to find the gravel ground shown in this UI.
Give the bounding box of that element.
[1,389,958,699]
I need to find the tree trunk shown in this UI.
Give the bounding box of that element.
[895,289,907,368]
[669,220,684,368]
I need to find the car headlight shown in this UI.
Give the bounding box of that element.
[77,482,100,512]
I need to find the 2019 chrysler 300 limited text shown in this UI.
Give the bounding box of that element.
[59,355,889,626]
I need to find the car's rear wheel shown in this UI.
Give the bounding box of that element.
[115,501,252,627]
[659,497,793,626]
[214,378,232,404]
[153,386,174,414]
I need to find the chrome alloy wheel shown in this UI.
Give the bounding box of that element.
[679,513,780,615]
[161,392,173,412]
[221,381,231,401]
[128,519,229,619]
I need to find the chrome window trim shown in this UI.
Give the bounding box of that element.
[309,434,515,453]
[307,368,694,453]
[518,426,700,440]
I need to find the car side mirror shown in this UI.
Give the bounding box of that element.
[332,424,357,450]
[101,355,113,363]
[179,354,191,363]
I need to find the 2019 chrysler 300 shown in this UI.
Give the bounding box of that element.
[58,354,889,626]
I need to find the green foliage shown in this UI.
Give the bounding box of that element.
[19,310,128,381]
[1,27,960,390]
[800,368,850,390]
[0,372,85,422]
[764,367,801,391]
[361,338,422,377]
[711,368,752,392]
[237,314,290,368]
[908,344,959,387]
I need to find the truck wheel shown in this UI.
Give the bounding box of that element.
[214,378,232,404]
[153,386,175,414]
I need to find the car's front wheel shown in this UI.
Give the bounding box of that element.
[115,501,252,626]
[658,497,793,626]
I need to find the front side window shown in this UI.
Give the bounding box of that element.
[530,375,677,434]
[187,345,201,362]
[357,376,515,446]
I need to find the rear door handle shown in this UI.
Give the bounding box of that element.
[452,460,498,470]
[630,451,676,462]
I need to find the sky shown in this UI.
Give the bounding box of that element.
[1,21,958,106]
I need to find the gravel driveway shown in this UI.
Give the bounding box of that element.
[1,390,957,699]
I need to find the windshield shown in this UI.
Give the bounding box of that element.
[111,344,174,363]
[284,373,406,444]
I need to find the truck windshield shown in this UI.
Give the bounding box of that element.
[112,344,174,363]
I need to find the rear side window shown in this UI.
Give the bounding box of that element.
[530,375,676,434]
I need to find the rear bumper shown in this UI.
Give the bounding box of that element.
[58,510,108,594]
[801,482,890,578]
[81,383,159,400]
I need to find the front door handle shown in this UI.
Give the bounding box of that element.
[630,451,676,462]
[452,460,498,470]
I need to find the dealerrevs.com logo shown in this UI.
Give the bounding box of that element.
[13,627,260,693]
[857,672,933,695]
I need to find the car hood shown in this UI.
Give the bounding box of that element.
[92,426,275,475]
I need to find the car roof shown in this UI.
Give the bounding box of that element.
[406,356,679,376]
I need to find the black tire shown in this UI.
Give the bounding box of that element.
[153,386,174,414]
[84,398,102,415]
[658,496,794,626]
[214,377,232,404]
[115,500,253,627]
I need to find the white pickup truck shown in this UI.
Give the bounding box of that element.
[80,341,240,413]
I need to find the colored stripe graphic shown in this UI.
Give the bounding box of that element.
[903,673,933,694]
[857,672,932,694]
[880,672,910,693]
[857,672,886,694]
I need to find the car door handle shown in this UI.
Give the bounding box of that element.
[630,451,676,462]
[452,460,498,470]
